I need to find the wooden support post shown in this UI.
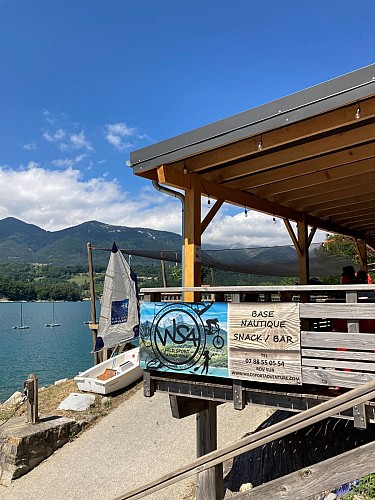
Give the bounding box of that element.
[196,402,223,500]
[355,238,367,271]
[87,242,100,365]
[161,259,167,287]
[297,215,309,286]
[233,380,245,410]
[184,175,202,302]
[353,403,367,429]
[143,370,154,397]
[24,373,38,424]
[297,216,310,331]
[169,395,210,419]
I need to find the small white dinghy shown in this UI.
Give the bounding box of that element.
[75,346,142,395]
[75,241,142,395]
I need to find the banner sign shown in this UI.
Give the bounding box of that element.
[140,302,301,385]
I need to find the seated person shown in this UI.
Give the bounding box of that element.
[356,269,373,285]
[340,265,357,284]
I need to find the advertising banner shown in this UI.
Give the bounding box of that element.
[140,301,301,385]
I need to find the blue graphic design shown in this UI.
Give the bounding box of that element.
[140,302,229,378]
[111,299,129,325]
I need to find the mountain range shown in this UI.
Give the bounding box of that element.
[0,217,182,267]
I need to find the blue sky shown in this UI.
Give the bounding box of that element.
[1,0,374,247]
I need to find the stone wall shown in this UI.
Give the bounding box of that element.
[0,415,94,486]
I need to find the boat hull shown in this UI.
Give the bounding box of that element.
[74,347,142,395]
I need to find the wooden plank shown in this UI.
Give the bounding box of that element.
[302,366,375,388]
[143,371,154,397]
[140,284,373,293]
[237,150,375,193]
[353,403,367,429]
[300,303,375,319]
[168,97,375,174]
[204,121,375,183]
[301,331,375,349]
[169,395,210,419]
[201,199,224,235]
[159,166,303,223]
[196,402,223,500]
[284,219,302,256]
[184,175,202,302]
[235,440,375,500]
[270,173,375,204]
[302,358,375,372]
[302,349,375,361]
[346,291,360,334]
[115,380,375,500]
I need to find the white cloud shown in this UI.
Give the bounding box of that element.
[43,109,56,125]
[23,142,37,151]
[0,165,325,246]
[104,122,137,151]
[69,131,94,152]
[43,129,66,143]
[0,165,178,232]
[51,153,87,169]
[42,128,94,153]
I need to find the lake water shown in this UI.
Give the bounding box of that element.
[0,301,97,403]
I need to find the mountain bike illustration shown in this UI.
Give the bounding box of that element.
[204,317,224,349]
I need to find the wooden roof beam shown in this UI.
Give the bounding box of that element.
[313,199,375,218]
[204,121,375,184]
[226,142,375,191]
[201,200,224,235]
[156,165,364,240]
[334,213,375,224]
[304,193,375,214]
[249,157,375,198]
[291,181,375,208]
[270,177,375,204]
[167,96,375,174]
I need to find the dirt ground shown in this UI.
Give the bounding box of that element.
[0,378,143,424]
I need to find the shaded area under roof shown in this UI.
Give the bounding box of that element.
[130,64,375,249]
[121,243,353,278]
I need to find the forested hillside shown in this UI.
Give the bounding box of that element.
[0,217,182,266]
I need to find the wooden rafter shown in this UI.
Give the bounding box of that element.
[167,96,375,174]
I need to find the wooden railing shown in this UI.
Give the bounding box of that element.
[140,284,375,390]
[114,377,375,500]
[126,285,375,499]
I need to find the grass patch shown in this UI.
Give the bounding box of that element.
[0,378,143,423]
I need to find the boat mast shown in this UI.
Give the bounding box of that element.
[87,242,100,365]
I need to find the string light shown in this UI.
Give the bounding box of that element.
[183,162,188,174]
[273,217,277,224]
[258,135,263,151]
[244,206,248,217]
[355,103,361,119]
[207,195,211,206]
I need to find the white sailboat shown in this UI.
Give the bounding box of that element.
[75,241,142,394]
[12,302,29,330]
[44,301,61,327]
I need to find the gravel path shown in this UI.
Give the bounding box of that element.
[0,387,271,500]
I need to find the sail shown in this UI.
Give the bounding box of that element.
[95,242,139,351]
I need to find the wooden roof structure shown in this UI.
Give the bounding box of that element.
[130,64,375,295]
